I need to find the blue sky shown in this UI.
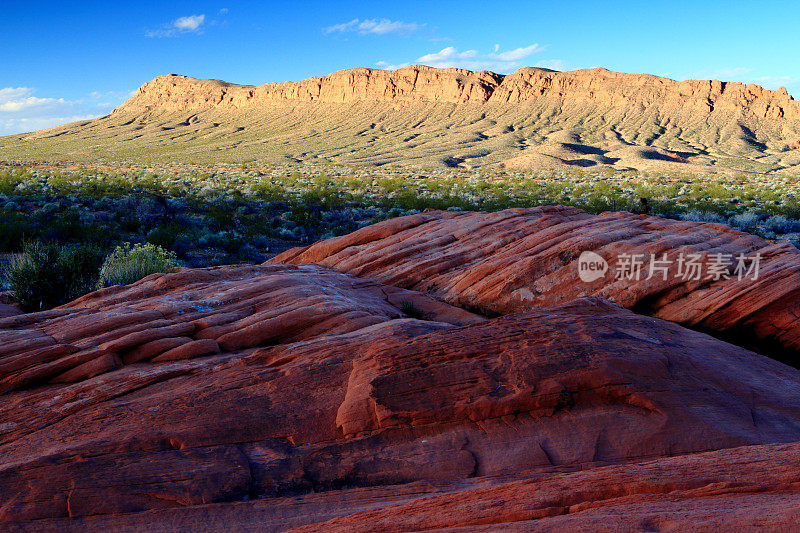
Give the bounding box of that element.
[1,0,798,134]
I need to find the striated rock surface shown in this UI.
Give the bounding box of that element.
[0,263,480,392]
[273,206,800,364]
[293,441,800,532]
[2,262,800,530]
[17,441,800,532]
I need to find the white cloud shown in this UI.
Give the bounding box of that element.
[493,44,546,61]
[0,87,131,136]
[146,14,206,38]
[411,44,549,73]
[375,60,410,70]
[0,88,63,112]
[325,18,422,35]
[751,75,797,88]
[417,47,479,63]
[174,14,205,31]
[534,59,568,71]
[218,8,229,15]
[325,19,357,33]
[1,115,98,135]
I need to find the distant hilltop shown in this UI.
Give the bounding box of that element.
[119,65,797,120]
[4,65,800,173]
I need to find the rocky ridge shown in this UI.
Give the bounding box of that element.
[5,65,800,171]
[273,206,800,365]
[2,212,800,530]
[120,66,798,121]
[2,270,800,529]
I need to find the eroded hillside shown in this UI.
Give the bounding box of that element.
[2,65,800,173]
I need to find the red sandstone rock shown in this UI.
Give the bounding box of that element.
[98,322,197,352]
[0,263,482,391]
[1,260,799,529]
[288,441,800,532]
[151,339,221,362]
[14,441,800,532]
[50,352,122,383]
[0,303,21,319]
[122,336,193,364]
[272,206,800,364]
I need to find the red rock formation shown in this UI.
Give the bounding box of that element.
[272,206,800,363]
[0,293,21,319]
[290,440,800,532]
[0,263,480,392]
[17,441,800,531]
[1,262,800,529]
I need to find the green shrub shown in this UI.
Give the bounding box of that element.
[401,299,424,319]
[60,244,107,301]
[145,222,189,249]
[98,242,179,288]
[0,211,35,252]
[5,241,105,311]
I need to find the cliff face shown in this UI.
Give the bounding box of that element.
[118,65,799,121]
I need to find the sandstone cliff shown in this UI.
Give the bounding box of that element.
[119,66,799,121]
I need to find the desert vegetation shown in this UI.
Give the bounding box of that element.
[5,241,105,311]
[4,240,178,311]
[97,242,179,288]
[1,162,798,309]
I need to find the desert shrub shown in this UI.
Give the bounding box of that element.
[401,299,424,319]
[98,243,179,288]
[202,230,246,255]
[287,203,323,242]
[145,222,191,250]
[43,208,107,243]
[60,244,107,301]
[387,207,405,219]
[301,176,346,210]
[680,210,726,223]
[117,214,142,232]
[763,215,800,234]
[6,242,61,311]
[0,211,35,252]
[0,170,26,195]
[205,202,238,231]
[5,241,105,311]
[729,211,761,230]
[252,181,289,202]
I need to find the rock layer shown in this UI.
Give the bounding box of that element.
[294,441,800,532]
[16,442,800,532]
[2,264,800,529]
[273,206,800,365]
